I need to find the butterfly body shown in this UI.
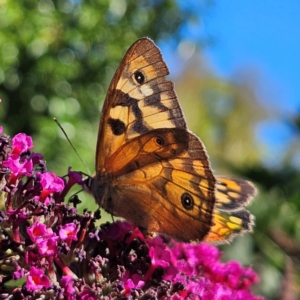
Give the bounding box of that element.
[85,37,257,243]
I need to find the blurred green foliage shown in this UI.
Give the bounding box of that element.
[0,0,199,174]
[0,0,299,299]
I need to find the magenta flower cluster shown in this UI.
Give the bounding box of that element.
[0,126,263,299]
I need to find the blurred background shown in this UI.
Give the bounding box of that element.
[0,1,299,298]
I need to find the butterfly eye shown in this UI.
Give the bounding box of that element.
[155,136,164,146]
[134,71,145,84]
[181,193,194,210]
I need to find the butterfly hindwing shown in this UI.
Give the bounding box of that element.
[103,130,216,242]
[204,177,256,243]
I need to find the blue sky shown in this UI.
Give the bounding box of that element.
[204,1,300,166]
[165,1,300,167]
[203,1,300,114]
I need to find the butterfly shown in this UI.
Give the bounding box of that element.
[85,37,257,243]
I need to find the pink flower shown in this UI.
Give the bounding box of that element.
[147,237,171,267]
[27,221,51,242]
[142,237,172,280]
[61,275,78,296]
[36,234,59,257]
[121,270,145,297]
[35,172,65,204]
[0,122,263,299]
[39,172,65,192]
[1,132,44,185]
[164,242,262,299]
[13,263,26,280]
[59,223,79,242]
[79,288,100,300]
[123,277,145,297]
[3,153,33,176]
[12,133,34,155]
[26,266,51,291]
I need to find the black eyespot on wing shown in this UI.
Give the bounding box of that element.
[181,193,194,210]
[155,136,164,146]
[134,71,145,84]
[107,118,126,136]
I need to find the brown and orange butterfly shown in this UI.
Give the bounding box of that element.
[85,37,257,243]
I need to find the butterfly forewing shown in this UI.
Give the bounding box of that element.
[96,38,186,172]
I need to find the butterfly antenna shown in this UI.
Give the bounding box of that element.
[53,117,91,175]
